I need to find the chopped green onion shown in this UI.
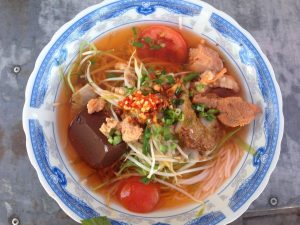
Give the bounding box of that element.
[163,109,184,125]
[113,135,122,145]
[166,75,175,84]
[159,145,168,153]
[196,83,206,92]
[108,128,122,145]
[207,109,220,114]
[172,98,184,106]
[162,126,173,141]
[152,124,163,137]
[175,86,183,96]
[183,72,200,83]
[193,104,206,112]
[125,86,136,95]
[154,78,163,84]
[142,126,151,155]
[205,114,216,121]
[169,142,177,150]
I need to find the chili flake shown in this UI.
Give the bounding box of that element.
[118,90,162,121]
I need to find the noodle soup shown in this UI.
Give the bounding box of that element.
[56,24,259,213]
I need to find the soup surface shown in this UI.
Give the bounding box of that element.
[56,24,259,213]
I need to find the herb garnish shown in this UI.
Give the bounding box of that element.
[193,104,219,121]
[82,216,111,225]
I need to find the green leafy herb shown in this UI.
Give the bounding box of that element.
[159,144,168,153]
[165,75,175,84]
[192,104,219,121]
[82,216,111,225]
[142,126,151,155]
[154,78,163,84]
[172,98,184,106]
[141,73,150,86]
[163,109,184,125]
[125,86,136,95]
[162,125,174,141]
[183,72,200,83]
[161,68,167,75]
[132,41,143,48]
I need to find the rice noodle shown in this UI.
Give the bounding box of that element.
[126,156,213,177]
[177,170,209,185]
[193,142,243,200]
[154,178,203,203]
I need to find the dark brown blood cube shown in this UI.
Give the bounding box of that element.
[69,109,127,169]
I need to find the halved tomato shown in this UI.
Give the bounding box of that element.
[118,176,160,213]
[137,25,188,64]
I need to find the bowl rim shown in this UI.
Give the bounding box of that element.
[22,0,284,224]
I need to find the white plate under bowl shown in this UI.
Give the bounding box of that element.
[22,0,284,224]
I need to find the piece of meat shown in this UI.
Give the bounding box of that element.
[99,118,119,137]
[188,44,223,73]
[193,95,261,127]
[71,84,97,111]
[87,97,106,114]
[208,88,237,98]
[175,89,221,153]
[111,87,126,95]
[69,109,127,169]
[115,62,136,88]
[120,117,143,143]
[209,75,240,93]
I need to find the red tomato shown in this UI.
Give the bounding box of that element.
[118,176,160,213]
[137,25,188,64]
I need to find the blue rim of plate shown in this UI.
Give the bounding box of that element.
[23,0,283,225]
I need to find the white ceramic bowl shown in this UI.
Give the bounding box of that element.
[22,0,284,224]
